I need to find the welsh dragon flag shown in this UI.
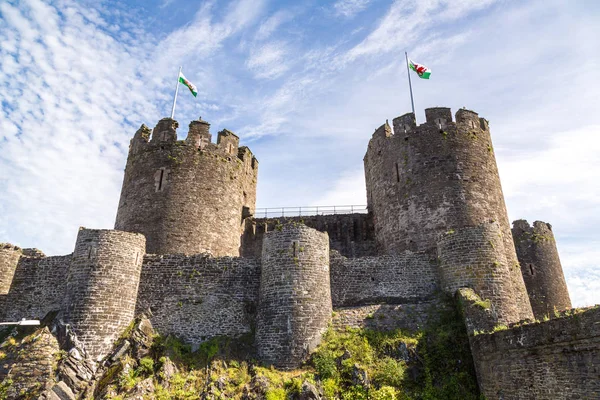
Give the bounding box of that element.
[409,59,431,79]
[179,72,198,97]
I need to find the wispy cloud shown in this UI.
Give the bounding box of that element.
[246,41,290,80]
[333,0,373,18]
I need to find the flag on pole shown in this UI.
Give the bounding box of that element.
[408,59,431,79]
[178,72,198,97]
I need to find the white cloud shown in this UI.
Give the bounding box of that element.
[333,0,372,18]
[246,41,290,80]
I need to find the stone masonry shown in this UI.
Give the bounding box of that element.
[0,110,589,397]
[256,224,332,369]
[512,219,572,319]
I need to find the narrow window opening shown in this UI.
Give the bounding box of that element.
[292,241,298,257]
[395,163,400,182]
[529,264,534,276]
[88,246,93,259]
[158,169,165,191]
[135,252,139,264]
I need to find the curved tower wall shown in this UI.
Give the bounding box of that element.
[437,222,526,325]
[65,228,145,360]
[364,107,532,321]
[0,244,22,294]
[114,118,258,256]
[512,220,571,319]
[256,224,332,369]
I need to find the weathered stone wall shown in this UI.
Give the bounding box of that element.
[512,219,571,319]
[437,222,533,325]
[256,224,332,369]
[243,213,376,258]
[332,301,440,332]
[0,253,70,322]
[135,254,261,345]
[330,250,438,307]
[470,306,600,400]
[0,243,21,294]
[363,108,531,320]
[115,118,258,256]
[65,228,145,361]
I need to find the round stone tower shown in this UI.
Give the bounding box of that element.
[114,117,258,256]
[364,107,533,321]
[65,228,145,360]
[0,243,21,294]
[512,220,571,319]
[256,224,332,369]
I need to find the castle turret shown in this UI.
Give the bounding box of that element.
[0,243,21,295]
[364,107,533,321]
[256,224,332,369]
[114,118,258,256]
[512,220,571,319]
[64,228,145,360]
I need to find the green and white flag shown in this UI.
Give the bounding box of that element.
[409,59,431,79]
[179,72,198,97]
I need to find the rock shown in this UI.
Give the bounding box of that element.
[216,376,227,390]
[299,381,321,400]
[249,375,270,395]
[111,340,131,361]
[351,363,369,387]
[159,357,179,385]
[51,381,76,400]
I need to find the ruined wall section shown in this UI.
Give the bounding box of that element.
[512,219,571,319]
[0,253,70,322]
[65,228,145,361]
[330,250,438,307]
[115,118,258,256]
[470,307,600,400]
[256,224,332,369]
[135,254,260,345]
[0,243,22,294]
[243,213,376,258]
[437,222,531,326]
[364,108,531,321]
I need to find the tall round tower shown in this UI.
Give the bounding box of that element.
[256,224,332,369]
[364,108,533,321]
[65,228,145,360]
[114,117,258,256]
[512,220,571,319]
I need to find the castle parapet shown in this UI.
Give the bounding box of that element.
[186,118,211,149]
[150,118,178,143]
[424,107,452,128]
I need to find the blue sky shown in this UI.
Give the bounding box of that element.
[1,0,599,307]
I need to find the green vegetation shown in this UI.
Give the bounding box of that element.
[95,298,478,399]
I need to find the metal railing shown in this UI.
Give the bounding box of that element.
[254,205,368,218]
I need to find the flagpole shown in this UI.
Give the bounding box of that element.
[405,52,416,122]
[170,66,182,119]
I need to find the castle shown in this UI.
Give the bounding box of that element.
[1,108,598,399]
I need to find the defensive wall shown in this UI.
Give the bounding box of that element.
[242,213,376,258]
[469,306,600,400]
[115,118,258,257]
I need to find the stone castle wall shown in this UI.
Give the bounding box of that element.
[256,224,332,369]
[115,118,258,256]
[243,213,376,258]
[512,219,571,319]
[470,307,600,400]
[135,254,261,345]
[0,253,70,322]
[330,250,438,307]
[64,228,145,360]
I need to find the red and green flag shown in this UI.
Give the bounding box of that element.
[409,59,431,79]
[179,72,198,97]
